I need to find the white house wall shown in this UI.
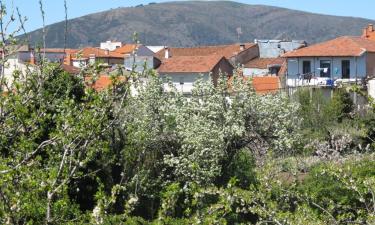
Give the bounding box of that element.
[287,56,367,79]
[72,60,87,68]
[160,73,210,93]
[2,57,33,87]
[368,79,375,99]
[243,68,269,77]
[357,54,367,77]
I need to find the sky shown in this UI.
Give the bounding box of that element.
[2,0,375,33]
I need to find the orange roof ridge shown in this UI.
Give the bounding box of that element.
[158,55,225,73]
[155,43,256,60]
[72,47,124,59]
[283,36,375,58]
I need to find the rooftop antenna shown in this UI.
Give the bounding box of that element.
[236,27,242,43]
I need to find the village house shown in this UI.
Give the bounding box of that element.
[158,54,233,93]
[100,41,122,51]
[156,43,259,67]
[119,45,161,72]
[0,46,80,85]
[283,36,375,88]
[243,57,285,77]
[155,44,257,93]
[67,47,124,68]
[242,40,305,77]
[361,24,375,99]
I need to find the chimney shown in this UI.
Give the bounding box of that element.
[164,46,170,59]
[104,49,109,56]
[239,44,245,51]
[363,28,368,38]
[64,53,72,66]
[30,52,35,65]
[368,24,374,33]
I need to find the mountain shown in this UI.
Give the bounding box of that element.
[24,1,375,48]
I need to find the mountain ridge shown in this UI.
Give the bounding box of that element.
[24,1,375,48]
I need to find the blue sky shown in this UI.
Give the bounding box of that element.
[3,0,375,33]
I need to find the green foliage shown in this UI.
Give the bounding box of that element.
[0,61,127,224]
[221,149,257,189]
[324,88,354,123]
[298,158,375,223]
[0,39,374,224]
[296,88,354,134]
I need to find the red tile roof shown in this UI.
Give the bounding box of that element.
[227,75,280,94]
[85,75,126,91]
[244,57,285,69]
[61,64,80,74]
[113,44,139,55]
[73,47,124,59]
[155,43,256,60]
[252,76,280,94]
[158,55,225,73]
[283,36,375,57]
[40,48,78,54]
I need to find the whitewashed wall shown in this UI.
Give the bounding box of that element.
[243,68,269,77]
[368,79,375,99]
[160,73,210,93]
[1,56,33,88]
[287,55,367,79]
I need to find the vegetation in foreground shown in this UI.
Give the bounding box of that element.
[0,2,375,224]
[0,59,375,224]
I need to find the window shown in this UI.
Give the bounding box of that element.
[342,60,350,79]
[179,77,184,85]
[302,61,311,74]
[320,60,331,77]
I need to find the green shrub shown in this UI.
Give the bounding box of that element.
[298,159,375,222]
[221,149,257,188]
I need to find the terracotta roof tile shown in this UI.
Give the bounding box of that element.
[85,75,126,91]
[113,44,139,55]
[244,57,285,69]
[252,76,280,94]
[158,55,225,73]
[283,36,375,57]
[155,43,256,60]
[40,48,78,54]
[73,47,124,59]
[227,75,280,94]
[61,64,80,74]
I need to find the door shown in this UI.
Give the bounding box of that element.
[303,61,311,74]
[320,60,331,77]
[342,60,350,79]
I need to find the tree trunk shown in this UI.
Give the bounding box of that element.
[46,191,53,225]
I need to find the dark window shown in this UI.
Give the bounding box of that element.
[342,60,350,79]
[303,61,311,74]
[320,60,331,77]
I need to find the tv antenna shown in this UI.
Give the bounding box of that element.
[236,27,242,43]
